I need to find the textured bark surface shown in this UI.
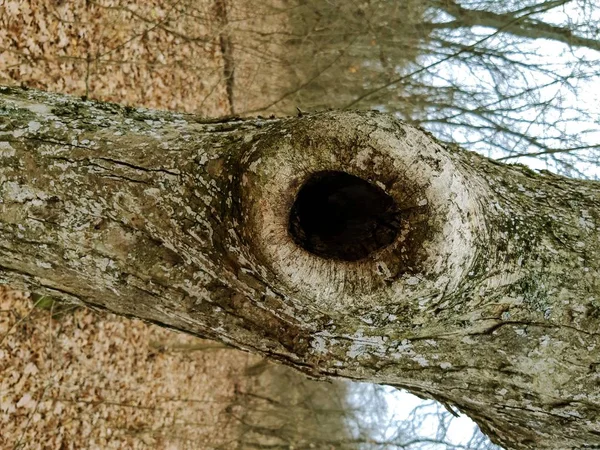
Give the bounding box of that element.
[1,86,599,449]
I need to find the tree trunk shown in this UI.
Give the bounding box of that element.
[1,86,599,449]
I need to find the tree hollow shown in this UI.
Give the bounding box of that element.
[288,171,400,261]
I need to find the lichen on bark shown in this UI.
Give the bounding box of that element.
[1,86,600,449]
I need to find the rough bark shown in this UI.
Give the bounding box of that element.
[1,86,599,449]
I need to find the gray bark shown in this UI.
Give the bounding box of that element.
[1,86,599,449]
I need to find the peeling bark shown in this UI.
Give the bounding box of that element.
[1,86,599,449]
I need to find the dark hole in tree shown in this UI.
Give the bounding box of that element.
[288,171,401,261]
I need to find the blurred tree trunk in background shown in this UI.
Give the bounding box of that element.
[233,362,356,449]
[272,0,427,111]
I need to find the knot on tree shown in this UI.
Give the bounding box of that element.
[236,112,481,313]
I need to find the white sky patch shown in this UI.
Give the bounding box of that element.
[400,3,600,179]
[346,383,500,448]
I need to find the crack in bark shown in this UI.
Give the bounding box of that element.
[21,136,93,150]
[471,318,600,337]
[96,156,180,177]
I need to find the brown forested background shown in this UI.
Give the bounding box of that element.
[0,0,426,115]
